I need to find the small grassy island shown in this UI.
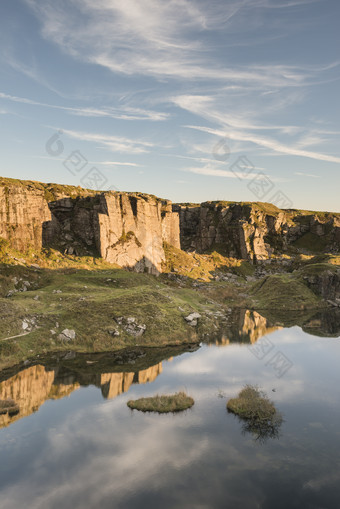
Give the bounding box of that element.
[227,385,283,441]
[127,392,195,413]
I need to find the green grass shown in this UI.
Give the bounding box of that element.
[162,242,254,281]
[0,262,217,370]
[227,385,283,441]
[227,385,276,420]
[127,392,194,413]
[249,273,322,310]
[0,176,100,201]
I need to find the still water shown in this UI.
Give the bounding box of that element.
[0,311,340,509]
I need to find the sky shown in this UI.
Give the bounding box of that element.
[0,0,339,211]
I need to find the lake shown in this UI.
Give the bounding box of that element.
[0,310,340,509]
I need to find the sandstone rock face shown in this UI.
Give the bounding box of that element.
[0,184,51,251]
[42,192,180,274]
[0,179,180,274]
[96,193,180,274]
[174,202,340,261]
[1,178,339,270]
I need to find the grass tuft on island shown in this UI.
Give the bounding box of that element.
[127,392,194,413]
[227,385,283,441]
[227,385,279,420]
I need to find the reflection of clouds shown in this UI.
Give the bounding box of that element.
[303,471,340,491]
[0,398,211,508]
[1,326,340,508]
[166,332,340,410]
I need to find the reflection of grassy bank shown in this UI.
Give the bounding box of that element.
[0,344,197,384]
[127,392,194,413]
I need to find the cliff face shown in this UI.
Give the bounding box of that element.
[0,178,180,275]
[95,193,180,274]
[174,202,340,261]
[0,177,339,271]
[0,184,51,251]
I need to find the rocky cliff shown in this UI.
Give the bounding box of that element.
[174,201,340,261]
[0,183,51,251]
[1,177,339,271]
[0,178,180,274]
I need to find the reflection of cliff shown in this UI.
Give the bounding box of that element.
[208,309,282,346]
[241,310,282,344]
[0,365,79,428]
[0,362,163,428]
[99,364,162,399]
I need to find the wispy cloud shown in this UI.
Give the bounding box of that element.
[172,94,301,133]
[61,128,154,154]
[185,125,340,164]
[33,155,141,166]
[185,165,254,180]
[183,162,286,182]
[24,0,330,87]
[0,91,168,121]
[90,161,141,167]
[295,171,321,178]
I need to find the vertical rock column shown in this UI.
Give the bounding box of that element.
[95,193,180,274]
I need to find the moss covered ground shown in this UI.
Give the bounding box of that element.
[248,273,322,310]
[0,263,219,369]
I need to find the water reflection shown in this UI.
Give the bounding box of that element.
[207,307,340,346]
[0,312,340,508]
[208,309,282,346]
[1,307,339,430]
[0,350,169,429]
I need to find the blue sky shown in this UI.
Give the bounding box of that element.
[0,0,339,211]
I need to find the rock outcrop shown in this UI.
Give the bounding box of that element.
[0,177,339,271]
[0,178,180,274]
[174,202,340,261]
[0,183,51,251]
